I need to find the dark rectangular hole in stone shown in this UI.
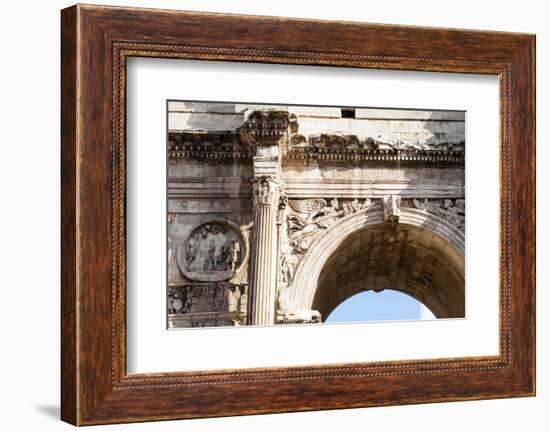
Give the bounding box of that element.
[341,108,356,118]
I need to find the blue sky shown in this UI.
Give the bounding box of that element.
[325,290,435,323]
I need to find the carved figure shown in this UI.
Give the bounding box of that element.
[413,198,465,231]
[287,199,331,236]
[227,239,241,272]
[168,286,192,315]
[183,287,192,313]
[363,198,372,209]
[287,197,374,253]
[185,234,199,264]
[214,243,227,271]
[327,198,339,214]
[202,240,216,271]
[388,195,399,214]
[442,199,465,229]
[351,198,361,212]
[413,198,429,212]
[280,253,296,285]
[212,285,225,311]
[310,198,339,228]
[341,198,361,215]
[383,195,401,222]
[167,288,182,315]
[288,199,327,223]
[277,194,288,224]
[180,222,245,280]
[227,285,241,312]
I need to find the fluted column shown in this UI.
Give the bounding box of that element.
[248,176,280,325]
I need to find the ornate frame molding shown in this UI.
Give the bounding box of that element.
[61,4,535,425]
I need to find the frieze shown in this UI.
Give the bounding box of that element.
[283,196,465,260]
[167,311,246,329]
[168,110,465,167]
[307,133,362,149]
[411,198,465,231]
[301,134,464,152]
[168,283,247,315]
[276,309,322,324]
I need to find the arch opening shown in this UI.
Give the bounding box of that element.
[312,222,465,322]
[325,289,436,323]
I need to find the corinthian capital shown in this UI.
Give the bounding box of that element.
[252,176,281,207]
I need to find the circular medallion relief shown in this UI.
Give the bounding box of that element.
[177,221,246,282]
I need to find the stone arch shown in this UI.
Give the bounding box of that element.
[288,205,465,319]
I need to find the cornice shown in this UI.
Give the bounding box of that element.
[168,110,465,167]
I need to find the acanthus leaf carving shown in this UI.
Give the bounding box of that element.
[252,175,281,207]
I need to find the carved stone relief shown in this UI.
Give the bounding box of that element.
[167,282,248,328]
[286,197,374,254]
[274,197,378,315]
[308,133,361,149]
[239,110,293,153]
[168,283,247,315]
[167,285,192,315]
[412,198,465,231]
[168,105,465,328]
[383,195,401,222]
[276,309,322,324]
[177,221,246,282]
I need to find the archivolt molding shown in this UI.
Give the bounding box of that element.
[288,205,465,310]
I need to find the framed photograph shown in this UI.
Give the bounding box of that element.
[61,4,535,425]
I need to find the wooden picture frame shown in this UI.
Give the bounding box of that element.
[61,4,535,425]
